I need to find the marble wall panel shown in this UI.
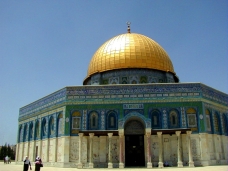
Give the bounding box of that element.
[24,142,28,159]
[29,142,34,161]
[48,139,53,162]
[169,136,177,166]
[57,138,62,162]
[81,136,87,163]
[111,137,119,163]
[41,140,47,162]
[93,136,100,162]
[99,136,107,162]
[191,137,201,161]
[163,135,170,162]
[207,134,215,160]
[181,134,188,165]
[214,135,222,160]
[69,137,79,162]
[151,135,159,161]
[18,143,23,161]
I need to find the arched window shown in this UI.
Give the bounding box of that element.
[187,108,197,128]
[23,124,28,141]
[18,126,22,143]
[205,109,212,132]
[89,112,98,130]
[35,121,40,139]
[106,111,117,130]
[71,111,81,134]
[29,123,33,140]
[169,109,179,128]
[151,110,161,128]
[57,113,63,136]
[213,112,220,133]
[42,119,47,137]
[222,114,227,135]
[49,117,55,136]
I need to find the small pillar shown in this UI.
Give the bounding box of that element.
[78,133,84,169]
[108,133,113,168]
[157,132,163,168]
[89,133,94,168]
[186,131,194,167]
[146,130,152,168]
[176,131,183,167]
[119,131,124,168]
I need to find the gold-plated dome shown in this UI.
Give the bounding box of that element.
[86,33,175,80]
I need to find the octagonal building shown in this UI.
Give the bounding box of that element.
[16,26,228,168]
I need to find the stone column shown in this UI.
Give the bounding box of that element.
[119,131,124,168]
[157,132,163,168]
[108,133,113,168]
[176,131,183,167]
[89,133,94,168]
[146,130,152,168]
[186,131,194,167]
[78,133,84,168]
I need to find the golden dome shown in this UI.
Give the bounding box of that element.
[85,32,175,80]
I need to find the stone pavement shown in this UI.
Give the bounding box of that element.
[0,163,227,171]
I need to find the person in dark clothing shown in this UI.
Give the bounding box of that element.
[35,156,42,171]
[23,156,31,171]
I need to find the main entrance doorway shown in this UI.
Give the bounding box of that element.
[124,119,145,167]
[125,135,145,166]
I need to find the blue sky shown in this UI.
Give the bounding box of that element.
[0,1,227,145]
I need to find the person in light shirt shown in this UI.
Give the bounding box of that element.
[23,156,31,171]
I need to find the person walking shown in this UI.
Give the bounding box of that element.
[23,156,31,171]
[35,156,42,171]
[5,156,9,164]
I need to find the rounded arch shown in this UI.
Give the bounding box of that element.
[222,114,227,135]
[88,111,99,130]
[57,113,64,136]
[205,109,212,132]
[71,111,81,134]
[106,110,118,130]
[186,108,196,114]
[124,117,145,135]
[119,111,150,129]
[35,120,40,139]
[49,116,55,137]
[213,112,220,133]
[42,118,47,138]
[186,107,197,128]
[150,109,161,129]
[18,125,22,143]
[168,109,180,128]
[29,122,34,140]
[23,124,28,142]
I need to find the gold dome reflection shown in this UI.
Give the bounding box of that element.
[86,33,175,79]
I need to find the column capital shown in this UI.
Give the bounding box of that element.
[79,133,84,137]
[146,132,151,138]
[157,132,162,136]
[186,131,192,135]
[175,131,181,136]
[108,133,113,138]
[89,133,94,138]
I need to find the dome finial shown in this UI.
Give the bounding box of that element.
[126,21,131,33]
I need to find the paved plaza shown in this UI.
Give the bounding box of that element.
[0,163,228,171]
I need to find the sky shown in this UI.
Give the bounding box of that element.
[0,0,227,145]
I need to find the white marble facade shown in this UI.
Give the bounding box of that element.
[16,132,228,168]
